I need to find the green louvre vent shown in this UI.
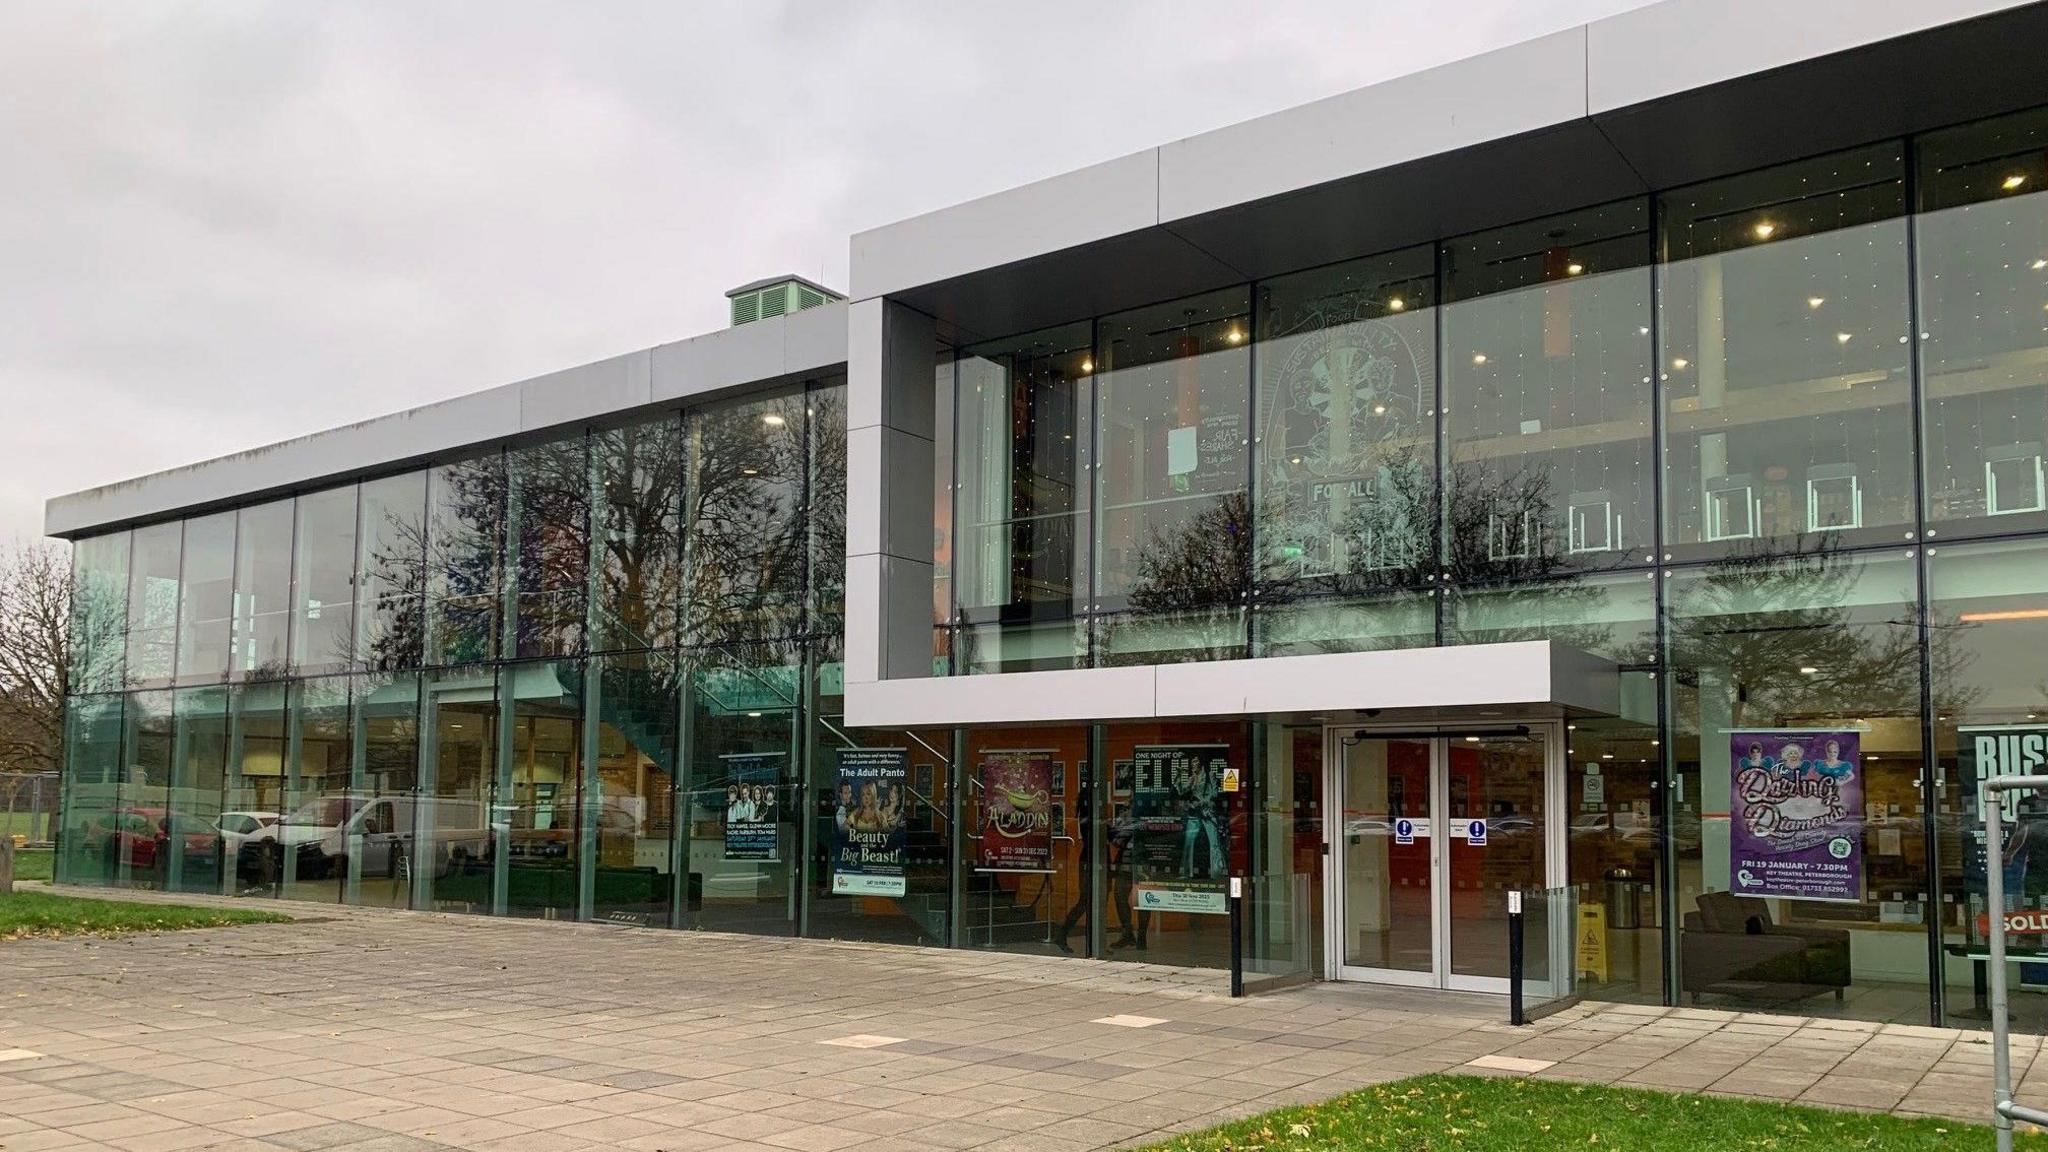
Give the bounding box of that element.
[725,275,845,327]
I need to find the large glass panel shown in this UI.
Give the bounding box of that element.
[125,521,182,688]
[1446,732,1548,982]
[223,681,288,897]
[961,724,1090,955]
[809,379,848,636]
[1917,108,2048,539]
[592,651,679,925]
[1928,537,2048,1029]
[56,694,123,886]
[682,641,802,935]
[1442,202,1654,582]
[507,437,589,660]
[954,324,1092,673]
[356,471,427,672]
[1338,736,1433,975]
[1102,720,1247,969]
[174,513,235,686]
[281,677,351,902]
[118,689,173,887]
[1666,547,1925,1020]
[292,485,357,673]
[1253,249,1437,656]
[683,391,807,647]
[415,665,498,913]
[592,416,683,654]
[164,685,228,894]
[1247,724,1324,985]
[1565,672,1666,1003]
[426,455,506,667]
[350,672,420,909]
[1660,145,1914,561]
[501,659,585,919]
[808,636,951,945]
[231,499,295,682]
[1445,569,1658,664]
[1095,289,1251,663]
[68,533,129,694]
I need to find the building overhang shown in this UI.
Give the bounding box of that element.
[843,641,1619,730]
[849,0,2048,345]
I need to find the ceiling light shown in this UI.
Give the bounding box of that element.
[762,413,785,427]
[1472,353,1488,365]
[1753,221,1777,239]
[1672,357,1689,370]
[1080,358,1093,373]
[1290,456,1303,465]
[1464,735,1480,742]
[747,711,762,718]
[741,467,759,476]
[1566,263,1584,275]
[1836,332,1853,344]
[1799,666,1819,675]
[1639,326,1650,336]
[1373,404,1387,415]
[2033,260,2047,271]
[1388,297,1406,312]
[1808,296,1826,309]
[1225,328,1244,345]
[2005,174,2029,191]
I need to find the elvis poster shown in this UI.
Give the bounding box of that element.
[1130,744,1231,915]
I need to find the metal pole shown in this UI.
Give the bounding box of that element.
[1509,888,1526,1026]
[1229,875,1244,998]
[1989,789,2012,1152]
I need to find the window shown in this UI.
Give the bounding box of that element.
[232,499,295,681]
[507,437,590,659]
[426,455,506,666]
[125,521,182,688]
[293,485,358,673]
[1659,145,1914,560]
[175,513,236,685]
[592,416,684,654]
[69,533,129,694]
[683,392,806,646]
[355,472,427,672]
[1916,108,2048,538]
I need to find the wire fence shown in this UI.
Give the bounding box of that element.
[1,771,59,844]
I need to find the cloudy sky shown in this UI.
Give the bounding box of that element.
[0,0,1647,544]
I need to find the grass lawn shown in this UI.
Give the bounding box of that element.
[1138,1074,2001,1151]
[9,848,53,883]
[0,889,291,941]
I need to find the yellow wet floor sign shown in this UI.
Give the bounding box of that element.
[1577,904,1609,983]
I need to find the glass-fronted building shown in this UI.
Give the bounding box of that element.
[47,0,2048,1028]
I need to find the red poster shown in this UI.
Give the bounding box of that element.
[977,752,1053,873]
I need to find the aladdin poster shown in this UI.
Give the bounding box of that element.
[976,751,1053,873]
[721,752,781,861]
[1728,730,1862,903]
[831,748,907,897]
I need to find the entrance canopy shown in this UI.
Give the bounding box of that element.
[844,640,1618,729]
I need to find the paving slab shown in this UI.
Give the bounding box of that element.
[0,884,2020,1150]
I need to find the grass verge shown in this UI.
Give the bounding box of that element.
[1138,1074,2001,1151]
[9,848,53,883]
[1,889,291,940]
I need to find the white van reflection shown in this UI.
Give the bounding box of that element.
[248,796,490,882]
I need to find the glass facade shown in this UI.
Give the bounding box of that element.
[53,105,2048,1026]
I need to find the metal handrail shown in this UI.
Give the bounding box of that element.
[1984,773,2048,1151]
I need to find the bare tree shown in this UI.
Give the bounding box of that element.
[0,540,69,777]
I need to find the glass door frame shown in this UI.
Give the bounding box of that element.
[1322,721,1566,993]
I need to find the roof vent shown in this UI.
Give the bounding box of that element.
[726,275,845,327]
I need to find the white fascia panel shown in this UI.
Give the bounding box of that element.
[518,349,651,434]
[845,666,1160,730]
[1156,642,1567,718]
[848,149,1160,302]
[1157,27,1587,225]
[1586,0,2027,114]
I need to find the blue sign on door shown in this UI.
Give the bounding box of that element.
[1465,819,1488,846]
[1394,818,1415,845]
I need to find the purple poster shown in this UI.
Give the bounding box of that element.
[1729,730,1863,903]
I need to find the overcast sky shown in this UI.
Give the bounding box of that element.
[0,0,1648,545]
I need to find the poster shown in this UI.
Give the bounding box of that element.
[1728,730,1862,903]
[1130,744,1231,916]
[977,751,1053,873]
[721,752,781,861]
[831,748,907,897]
[1959,725,2048,954]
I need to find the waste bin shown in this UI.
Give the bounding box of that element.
[1605,867,1640,930]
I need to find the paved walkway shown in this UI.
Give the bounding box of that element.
[0,886,2024,1151]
